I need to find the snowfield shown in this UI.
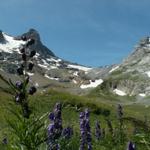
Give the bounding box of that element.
[44,74,59,81]
[113,89,126,96]
[0,33,25,53]
[139,93,146,97]
[146,71,150,77]
[67,64,92,72]
[38,64,57,70]
[109,66,119,73]
[80,79,103,89]
[27,72,34,76]
[47,58,62,63]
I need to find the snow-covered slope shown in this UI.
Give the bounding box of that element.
[0,33,25,53]
[80,79,103,89]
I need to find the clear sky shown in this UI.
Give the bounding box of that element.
[0,0,150,67]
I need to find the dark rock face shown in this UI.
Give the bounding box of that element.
[16,28,55,57]
[0,30,6,43]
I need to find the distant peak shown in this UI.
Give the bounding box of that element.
[22,28,40,41]
[138,36,150,47]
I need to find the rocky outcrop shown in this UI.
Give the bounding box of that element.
[15,28,55,57]
[0,30,5,43]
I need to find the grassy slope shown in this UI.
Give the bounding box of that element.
[0,83,149,149]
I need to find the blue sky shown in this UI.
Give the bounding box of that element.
[0,0,150,67]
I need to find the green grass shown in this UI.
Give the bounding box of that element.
[0,87,150,149]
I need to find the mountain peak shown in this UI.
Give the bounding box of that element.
[138,36,150,47]
[14,28,55,57]
[22,28,40,41]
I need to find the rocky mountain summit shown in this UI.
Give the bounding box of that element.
[94,37,150,97]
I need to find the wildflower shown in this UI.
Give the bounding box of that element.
[28,62,34,71]
[29,50,36,57]
[95,121,101,140]
[126,141,136,150]
[79,109,92,150]
[28,86,36,95]
[117,104,123,119]
[22,53,27,61]
[15,81,23,90]
[17,67,24,75]
[62,126,73,139]
[49,112,54,121]
[2,137,8,145]
[15,92,25,103]
[19,47,25,53]
[47,103,62,150]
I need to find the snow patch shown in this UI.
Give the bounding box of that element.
[47,58,62,63]
[68,64,92,72]
[44,74,59,81]
[80,79,103,89]
[27,72,34,76]
[50,66,58,69]
[109,66,119,73]
[72,79,77,84]
[56,63,61,67]
[73,71,78,76]
[3,57,7,62]
[42,59,49,66]
[35,82,39,87]
[0,33,25,53]
[38,64,57,70]
[38,64,48,69]
[0,68,4,71]
[146,71,150,77]
[139,93,146,97]
[113,89,126,96]
[34,53,40,59]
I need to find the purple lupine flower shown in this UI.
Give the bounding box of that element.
[28,63,34,71]
[49,112,54,121]
[15,92,25,103]
[117,104,123,119]
[48,123,55,137]
[19,47,25,53]
[95,121,101,140]
[17,67,24,75]
[62,126,73,139]
[22,53,27,61]
[28,86,36,95]
[29,50,36,57]
[15,81,23,90]
[79,109,92,150]
[127,141,136,150]
[47,103,62,150]
[2,137,8,145]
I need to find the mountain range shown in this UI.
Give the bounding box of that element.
[1,29,150,97]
